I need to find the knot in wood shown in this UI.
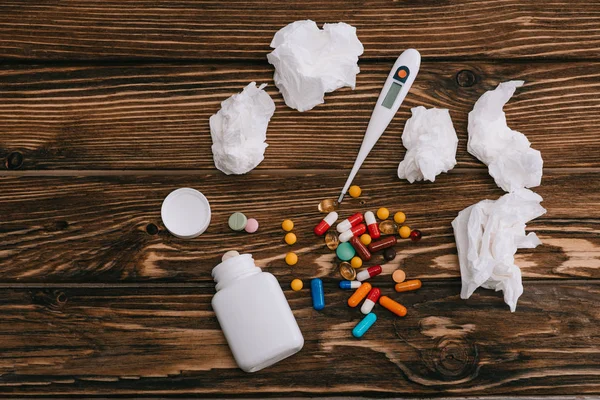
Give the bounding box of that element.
[456,70,477,87]
[5,151,23,169]
[432,337,478,379]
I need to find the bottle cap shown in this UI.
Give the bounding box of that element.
[161,188,211,239]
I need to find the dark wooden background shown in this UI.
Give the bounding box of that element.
[0,0,599,397]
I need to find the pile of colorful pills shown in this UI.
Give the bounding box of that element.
[228,212,259,233]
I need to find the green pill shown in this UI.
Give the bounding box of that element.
[336,242,356,261]
[228,212,247,231]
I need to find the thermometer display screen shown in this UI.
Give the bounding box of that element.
[382,82,402,109]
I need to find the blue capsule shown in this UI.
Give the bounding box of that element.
[352,312,377,338]
[339,280,362,290]
[311,278,325,310]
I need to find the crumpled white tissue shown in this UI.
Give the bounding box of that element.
[468,80,543,192]
[452,188,546,312]
[267,20,364,112]
[397,106,458,183]
[209,82,275,175]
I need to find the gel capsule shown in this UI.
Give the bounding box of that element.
[364,211,381,239]
[379,220,399,235]
[356,265,382,282]
[360,287,381,314]
[311,278,325,310]
[348,282,372,308]
[314,212,338,236]
[368,236,397,253]
[349,235,372,261]
[379,295,407,317]
[325,231,339,250]
[336,213,364,233]
[352,312,377,338]
[395,279,422,293]
[339,223,367,242]
[340,280,362,290]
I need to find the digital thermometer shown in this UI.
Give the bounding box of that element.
[338,49,421,203]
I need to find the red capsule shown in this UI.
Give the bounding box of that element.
[360,287,381,314]
[368,236,397,253]
[336,212,364,233]
[364,211,381,239]
[339,223,367,242]
[314,212,339,236]
[356,265,382,282]
[349,235,372,261]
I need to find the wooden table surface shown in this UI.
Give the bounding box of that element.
[0,0,599,397]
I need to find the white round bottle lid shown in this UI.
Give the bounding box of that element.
[161,188,211,239]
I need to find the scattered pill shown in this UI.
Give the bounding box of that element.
[284,232,297,245]
[352,312,377,338]
[222,250,240,262]
[399,225,411,239]
[285,252,298,266]
[392,269,406,283]
[360,234,372,246]
[349,235,372,261]
[368,236,397,253]
[311,278,325,310]
[336,212,364,233]
[245,218,259,233]
[339,262,357,280]
[350,256,363,269]
[340,280,362,290]
[348,185,362,198]
[364,211,381,239]
[394,212,406,224]
[379,220,399,235]
[357,265,382,282]
[336,242,356,261]
[325,231,339,250]
[339,223,367,242]
[379,296,407,317]
[314,212,339,236]
[228,212,248,231]
[395,279,422,293]
[376,207,390,220]
[348,282,372,307]
[282,219,294,232]
[360,287,381,315]
[410,229,422,241]
[291,279,303,291]
[318,199,339,213]
[383,247,396,261]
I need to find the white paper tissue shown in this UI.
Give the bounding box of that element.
[397,106,458,183]
[209,82,275,175]
[267,20,364,112]
[452,188,546,312]
[468,80,543,192]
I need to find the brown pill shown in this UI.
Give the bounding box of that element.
[349,235,372,261]
[392,269,406,283]
[368,236,397,253]
[395,279,422,293]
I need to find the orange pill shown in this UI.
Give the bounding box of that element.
[395,279,422,293]
[348,282,372,308]
[379,296,407,317]
[392,269,406,283]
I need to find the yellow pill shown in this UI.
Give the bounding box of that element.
[394,211,406,224]
[282,219,294,232]
[377,207,390,220]
[284,232,297,245]
[399,225,411,239]
[350,256,363,269]
[285,252,298,266]
[349,185,362,198]
[359,234,372,246]
[290,279,303,291]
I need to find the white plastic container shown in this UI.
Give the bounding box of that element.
[211,253,304,372]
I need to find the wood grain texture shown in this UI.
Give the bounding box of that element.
[0,283,598,396]
[0,0,599,61]
[1,61,599,170]
[0,170,597,283]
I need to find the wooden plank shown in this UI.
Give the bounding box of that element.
[0,1,599,61]
[0,283,598,396]
[0,170,597,283]
[1,61,599,170]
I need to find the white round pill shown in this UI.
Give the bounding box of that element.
[222,250,240,262]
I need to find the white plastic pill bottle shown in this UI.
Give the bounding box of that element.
[211,252,304,373]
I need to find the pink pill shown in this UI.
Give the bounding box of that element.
[245,218,259,233]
